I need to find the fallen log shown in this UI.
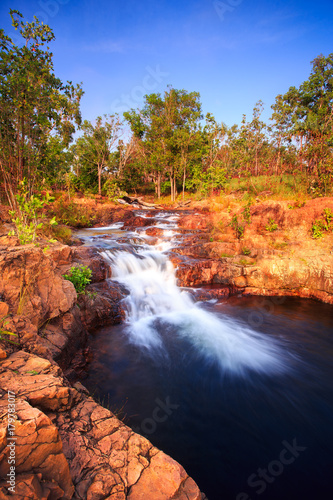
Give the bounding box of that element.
[118,196,163,209]
[175,199,192,208]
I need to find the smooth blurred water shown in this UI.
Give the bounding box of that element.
[85,296,333,500]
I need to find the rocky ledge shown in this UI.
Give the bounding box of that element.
[172,198,333,304]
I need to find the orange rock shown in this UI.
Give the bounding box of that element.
[0,302,9,318]
[0,399,74,499]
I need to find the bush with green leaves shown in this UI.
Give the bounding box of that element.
[8,179,57,244]
[230,215,245,239]
[52,197,95,227]
[186,163,227,197]
[103,178,127,201]
[311,208,333,239]
[242,204,252,224]
[265,218,278,232]
[63,265,92,294]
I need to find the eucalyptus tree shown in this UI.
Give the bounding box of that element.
[74,114,122,195]
[246,100,267,176]
[0,9,83,207]
[271,53,333,183]
[124,88,202,201]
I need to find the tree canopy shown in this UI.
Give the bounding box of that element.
[0,9,332,202]
[0,9,83,207]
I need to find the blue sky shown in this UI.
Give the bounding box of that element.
[1,0,333,127]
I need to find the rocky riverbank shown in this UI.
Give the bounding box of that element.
[0,195,332,499]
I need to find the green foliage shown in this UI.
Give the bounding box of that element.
[103,178,127,201]
[0,317,19,345]
[230,215,245,239]
[124,88,203,201]
[73,115,122,195]
[0,10,83,208]
[271,54,333,182]
[311,208,333,239]
[242,247,251,256]
[52,197,95,227]
[323,208,333,228]
[8,180,57,244]
[63,265,92,294]
[186,163,227,197]
[242,204,251,224]
[265,218,278,232]
[311,220,325,239]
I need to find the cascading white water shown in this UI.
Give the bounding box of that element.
[103,246,287,375]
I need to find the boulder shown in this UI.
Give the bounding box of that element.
[0,246,76,327]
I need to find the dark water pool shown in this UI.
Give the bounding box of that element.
[83,296,333,500]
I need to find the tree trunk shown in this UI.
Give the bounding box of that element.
[98,165,102,195]
[157,172,161,199]
[182,163,186,200]
[276,138,281,175]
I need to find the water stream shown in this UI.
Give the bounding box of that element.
[78,211,333,500]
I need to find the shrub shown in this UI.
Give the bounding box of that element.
[63,265,92,294]
[323,208,333,229]
[230,215,245,239]
[311,220,324,239]
[242,205,251,224]
[8,179,57,244]
[265,218,278,232]
[311,208,333,239]
[49,225,72,244]
[52,197,95,227]
[242,247,251,256]
[103,178,127,202]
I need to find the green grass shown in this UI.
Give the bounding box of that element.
[225,174,311,201]
[270,241,289,250]
[239,258,255,266]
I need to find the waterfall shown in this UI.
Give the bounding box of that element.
[103,246,287,376]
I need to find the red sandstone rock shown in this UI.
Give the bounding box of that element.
[0,399,74,499]
[178,213,208,230]
[0,246,76,327]
[0,302,9,318]
[78,280,127,330]
[123,214,152,228]
[0,351,79,411]
[57,398,202,500]
[145,227,164,237]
